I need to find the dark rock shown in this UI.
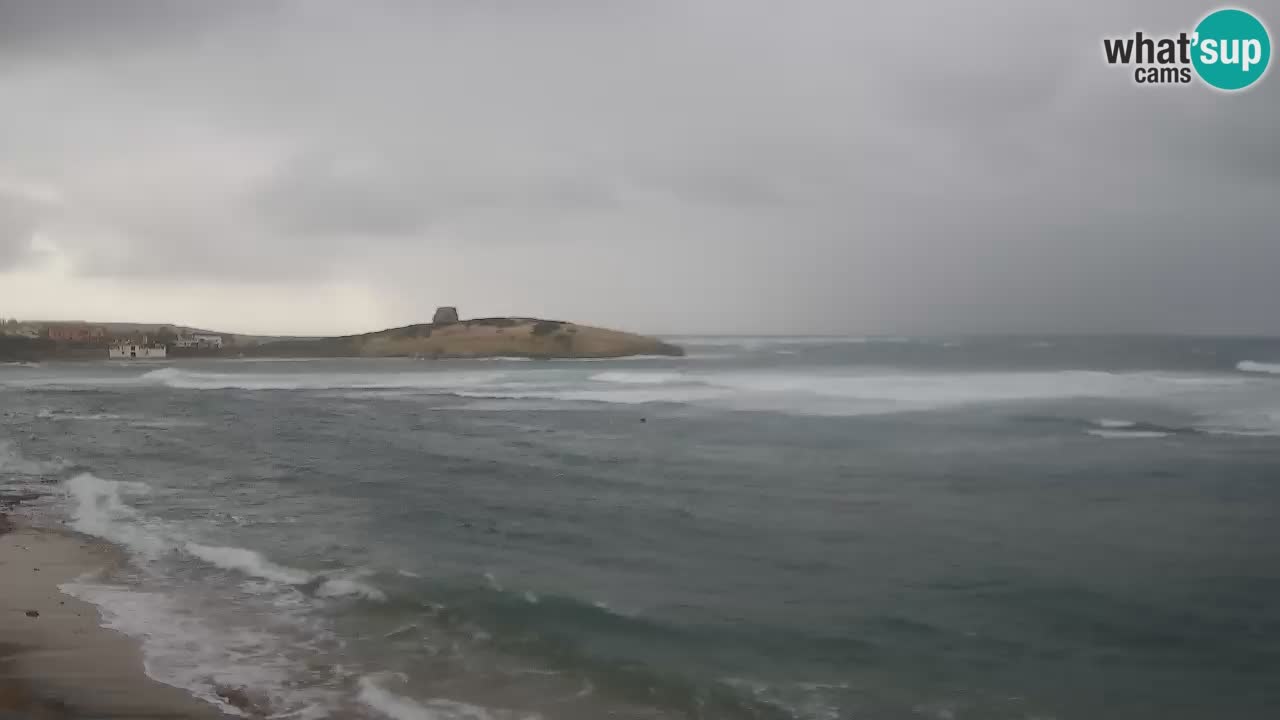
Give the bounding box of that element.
[432,306,460,325]
[215,684,268,716]
[531,320,564,336]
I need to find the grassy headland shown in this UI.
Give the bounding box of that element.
[242,317,684,359]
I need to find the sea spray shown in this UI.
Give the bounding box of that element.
[65,473,172,558]
[185,543,314,585]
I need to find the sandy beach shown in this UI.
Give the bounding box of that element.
[0,519,226,719]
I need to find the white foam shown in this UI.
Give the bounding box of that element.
[1086,430,1170,439]
[705,371,1240,408]
[185,543,313,585]
[315,576,387,602]
[454,387,721,405]
[55,473,380,717]
[1094,418,1136,428]
[60,580,341,718]
[184,543,386,600]
[141,367,508,391]
[458,369,1259,417]
[229,357,332,363]
[1238,361,1280,375]
[547,354,693,362]
[669,335,910,349]
[1198,426,1280,437]
[0,373,149,390]
[590,371,688,385]
[357,674,520,720]
[65,473,174,559]
[64,471,383,599]
[1194,409,1280,437]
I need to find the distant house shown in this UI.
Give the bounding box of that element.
[109,343,167,359]
[48,323,105,343]
[193,333,223,349]
[173,333,223,349]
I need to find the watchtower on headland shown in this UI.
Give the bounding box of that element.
[432,306,459,325]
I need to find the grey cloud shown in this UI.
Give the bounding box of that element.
[254,153,435,239]
[0,0,1278,333]
[0,0,272,61]
[254,151,619,240]
[0,192,43,269]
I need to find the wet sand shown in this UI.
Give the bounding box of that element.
[0,521,227,719]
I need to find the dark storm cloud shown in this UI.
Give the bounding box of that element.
[0,0,271,60]
[0,0,1278,334]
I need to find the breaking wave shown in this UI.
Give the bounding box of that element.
[670,335,914,349]
[186,541,386,599]
[357,673,525,720]
[58,580,342,717]
[590,371,690,385]
[460,369,1258,417]
[65,473,171,558]
[1086,429,1170,439]
[140,367,508,391]
[66,474,386,600]
[94,365,1272,427]
[185,543,314,585]
[1238,361,1280,375]
[56,469,389,716]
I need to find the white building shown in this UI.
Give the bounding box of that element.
[109,344,167,359]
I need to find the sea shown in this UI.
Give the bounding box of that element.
[2,335,1279,720]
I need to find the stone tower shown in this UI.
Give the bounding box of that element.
[432,306,459,325]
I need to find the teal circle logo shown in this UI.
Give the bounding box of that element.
[1192,8,1271,90]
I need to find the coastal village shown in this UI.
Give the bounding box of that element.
[0,319,226,359]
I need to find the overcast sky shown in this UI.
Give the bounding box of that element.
[0,0,1276,335]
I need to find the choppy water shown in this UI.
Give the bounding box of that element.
[2,335,1280,720]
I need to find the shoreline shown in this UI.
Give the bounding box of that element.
[0,519,228,719]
